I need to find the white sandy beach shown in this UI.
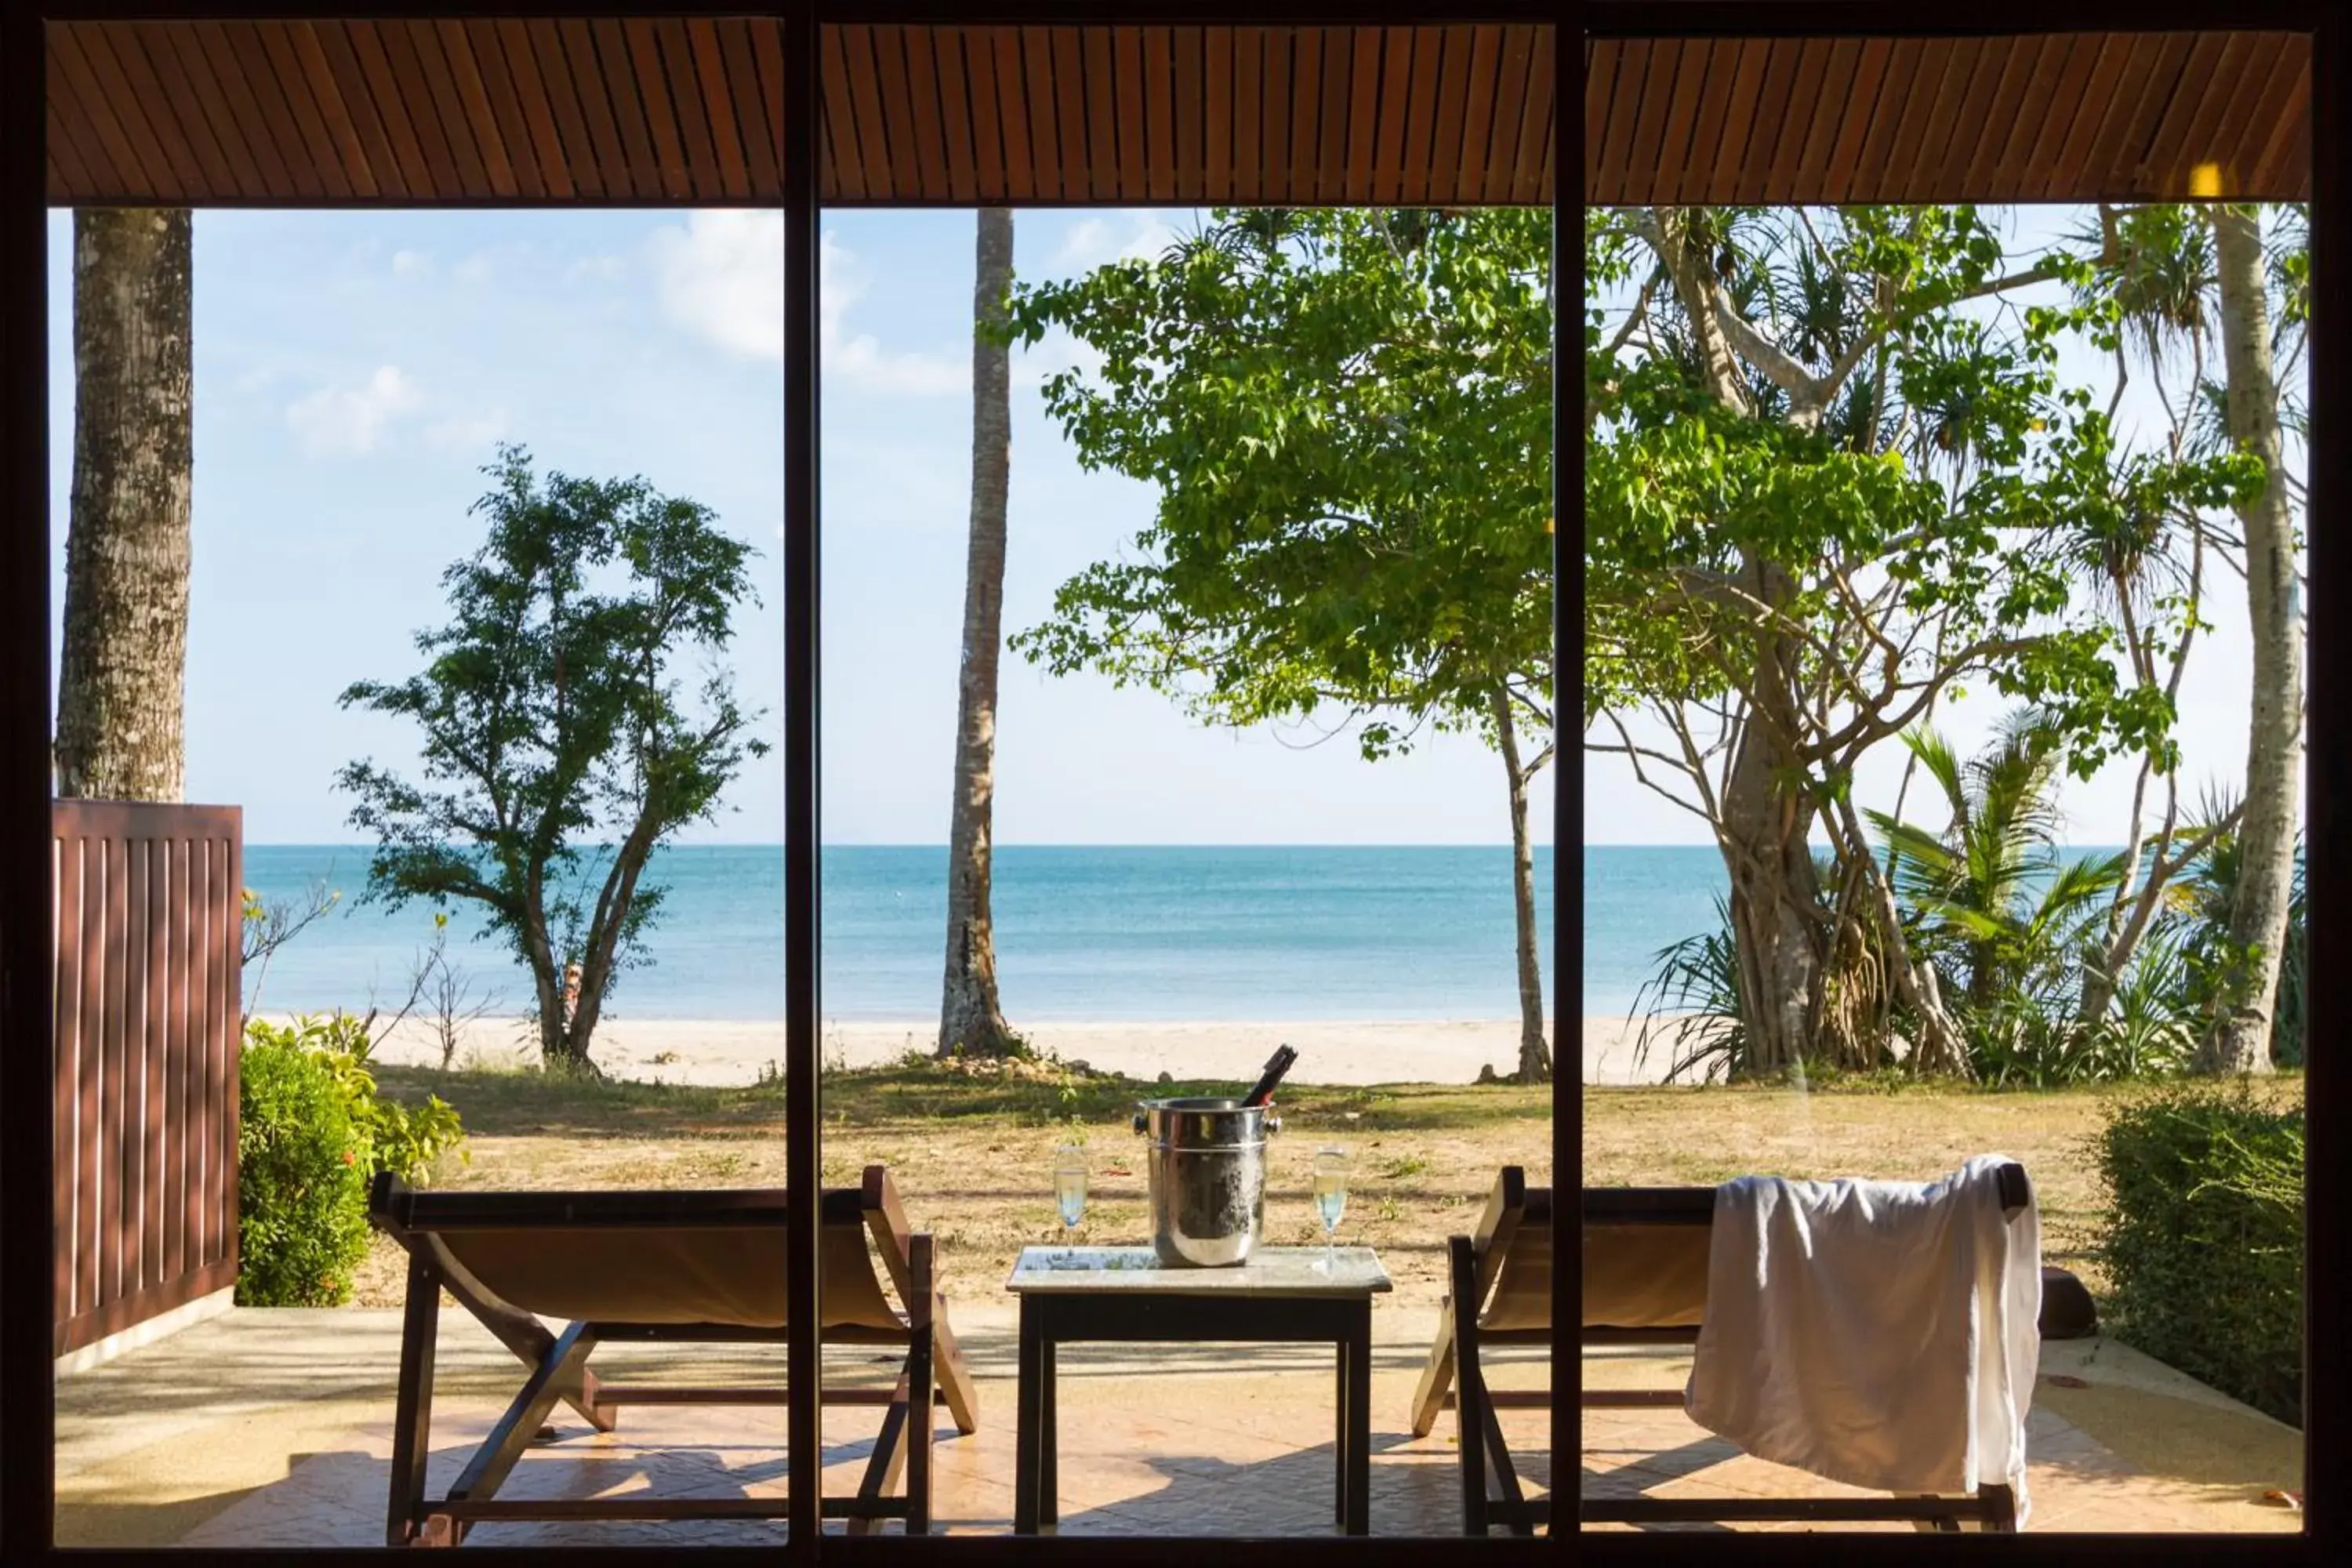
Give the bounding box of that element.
[336,1014,1677,1087]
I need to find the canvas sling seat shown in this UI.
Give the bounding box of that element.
[1408,1163,2033,1537]
[369,1165,978,1545]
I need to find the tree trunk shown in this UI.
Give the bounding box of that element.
[1490,688,1552,1083]
[2201,205,2303,1074]
[1654,212,1823,1076]
[940,208,1020,1058]
[56,209,193,802]
[1829,789,1969,1075]
[1716,728,1822,1077]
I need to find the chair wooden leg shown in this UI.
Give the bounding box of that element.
[1450,1236,1488,1536]
[846,1371,913,1537]
[436,1321,601,1545]
[932,1305,982,1436]
[1409,1300,1457,1439]
[1477,1366,1531,1537]
[908,1235,936,1534]
[387,1251,440,1547]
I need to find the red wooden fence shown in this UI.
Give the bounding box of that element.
[52,800,242,1358]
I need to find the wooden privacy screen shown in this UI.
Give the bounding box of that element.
[52,800,241,1359]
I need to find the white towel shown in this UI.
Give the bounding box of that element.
[1683,1154,2042,1525]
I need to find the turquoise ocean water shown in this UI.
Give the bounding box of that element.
[240,845,1730,1022]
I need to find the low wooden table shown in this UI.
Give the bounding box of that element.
[1005,1244,1394,1535]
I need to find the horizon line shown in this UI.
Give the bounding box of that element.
[241,840,1574,850]
[235,840,2133,851]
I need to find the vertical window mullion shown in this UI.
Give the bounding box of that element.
[1553,11,1581,1540]
[782,2,823,1562]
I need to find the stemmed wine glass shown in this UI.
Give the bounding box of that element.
[1054,1140,1088,1250]
[1312,1145,1351,1272]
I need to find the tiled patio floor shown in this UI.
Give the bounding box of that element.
[55,1305,2302,1544]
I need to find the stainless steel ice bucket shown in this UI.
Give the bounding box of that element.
[1131,1098,1279,1266]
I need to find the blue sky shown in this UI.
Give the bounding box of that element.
[43,205,2283,847]
[46,205,1554,847]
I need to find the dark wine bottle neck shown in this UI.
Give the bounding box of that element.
[1243,1047,1296,1105]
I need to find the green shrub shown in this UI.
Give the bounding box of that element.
[246,1014,470,1186]
[237,1015,470,1306]
[238,1029,372,1305]
[2096,1080,2303,1424]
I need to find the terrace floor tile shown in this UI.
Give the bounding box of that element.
[49,1306,2300,1543]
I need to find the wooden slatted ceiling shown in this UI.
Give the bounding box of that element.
[1584,31,2312,203]
[45,21,2307,208]
[45,18,1551,206]
[821,23,1554,203]
[48,17,786,205]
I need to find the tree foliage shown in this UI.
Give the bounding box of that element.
[1586,204,2263,1076]
[338,447,767,1074]
[1007,209,1557,1079]
[1867,715,2123,1013]
[1010,208,1552,753]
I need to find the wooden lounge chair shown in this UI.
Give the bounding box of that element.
[368,1165,979,1545]
[1410,1163,2033,1537]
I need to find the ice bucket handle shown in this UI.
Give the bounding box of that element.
[1131,1111,1282,1134]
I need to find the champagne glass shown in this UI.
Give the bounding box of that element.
[1312,1145,1350,1272]
[1054,1141,1088,1249]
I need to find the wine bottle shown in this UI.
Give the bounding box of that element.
[1241,1044,1298,1107]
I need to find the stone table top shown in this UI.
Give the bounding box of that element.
[1006,1245,1393,1298]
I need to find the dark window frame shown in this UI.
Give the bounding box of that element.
[0,1,2339,1562]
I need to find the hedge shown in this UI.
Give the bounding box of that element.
[2096,1079,2303,1425]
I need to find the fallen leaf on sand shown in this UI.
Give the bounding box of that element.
[2262,1490,2303,1510]
[2044,1374,2091,1389]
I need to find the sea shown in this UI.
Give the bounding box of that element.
[239,844,1731,1023]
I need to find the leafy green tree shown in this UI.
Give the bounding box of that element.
[1585,205,2260,1077]
[2060,204,2237,1022]
[338,448,767,1075]
[1008,209,1555,1082]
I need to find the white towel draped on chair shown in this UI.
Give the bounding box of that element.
[1684,1154,2043,1525]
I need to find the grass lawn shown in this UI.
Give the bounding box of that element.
[361,1061,2299,1313]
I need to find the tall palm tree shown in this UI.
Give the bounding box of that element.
[938,208,1019,1057]
[2202,204,2302,1074]
[56,209,194,801]
[1867,714,2122,1012]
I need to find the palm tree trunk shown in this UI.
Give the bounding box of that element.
[1490,687,1552,1083]
[940,208,1019,1057]
[56,209,193,802]
[2200,205,2302,1074]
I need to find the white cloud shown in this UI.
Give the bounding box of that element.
[284,366,423,458]
[648,210,785,361]
[452,248,506,285]
[646,211,960,396]
[390,249,432,277]
[1054,211,1180,272]
[424,406,510,454]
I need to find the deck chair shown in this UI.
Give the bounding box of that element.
[1410,1163,2032,1537]
[368,1165,980,1545]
